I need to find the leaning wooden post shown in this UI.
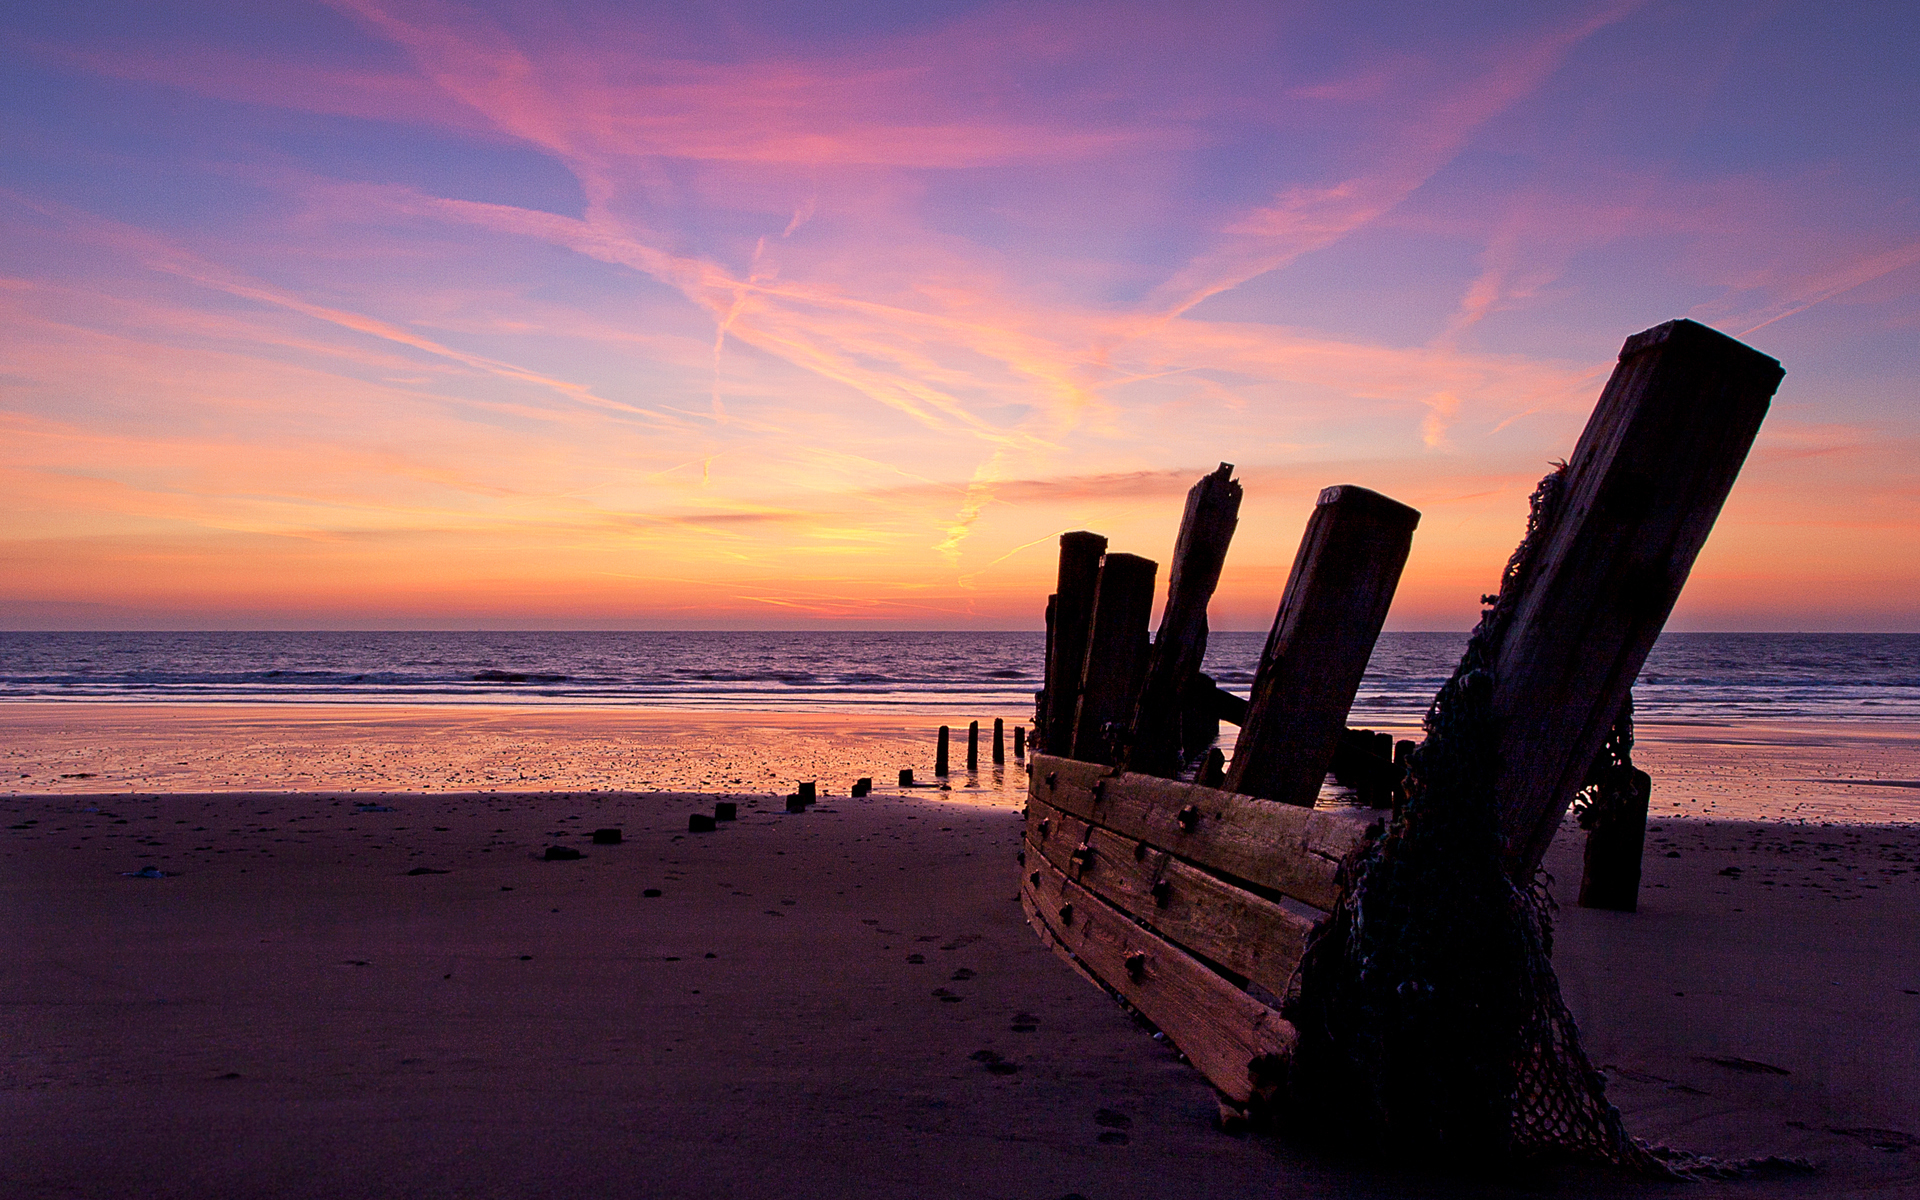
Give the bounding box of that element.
[1042,533,1108,753]
[935,726,950,777]
[1072,553,1158,764]
[1223,486,1419,806]
[1491,319,1781,877]
[1129,463,1243,777]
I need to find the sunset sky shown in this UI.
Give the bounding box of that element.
[3,1,1915,631]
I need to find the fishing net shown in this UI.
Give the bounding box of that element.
[1280,464,1682,1173]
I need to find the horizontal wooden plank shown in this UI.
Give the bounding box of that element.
[1028,754,1377,911]
[1026,796,1316,999]
[1020,849,1296,1104]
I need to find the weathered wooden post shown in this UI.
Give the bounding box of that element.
[936,726,950,777]
[1071,553,1158,764]
[1014,725,1025,759]
[993,717,1005,764]
[968,721,980,771]
[1578,769,1651,911]
[1129,464,1243,777]
[1223,486,1419,806]
[1042,532,1108,753]
[1490,320,1781,877]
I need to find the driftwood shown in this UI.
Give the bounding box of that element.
[1223,486,1419,807]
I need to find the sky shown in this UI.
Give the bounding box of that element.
[2,0,1915,631]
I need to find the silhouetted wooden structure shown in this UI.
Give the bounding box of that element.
[1022,319,1781,1108]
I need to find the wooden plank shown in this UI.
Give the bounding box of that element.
[1491,319,1782,875]
[1026,796,1316,998]
[1129,463,1243,777]
[1028,754,1374,912]
[1071,552,1158,764]
[1041,533,1107,753]
[1224,485,1419,807]
[1205,680,1247,727]
[1020,849,1296,1104]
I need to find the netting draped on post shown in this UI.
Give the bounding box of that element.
[1280,465,1677,1172]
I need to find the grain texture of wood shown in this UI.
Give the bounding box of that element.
[1041,533,1107,754]
[1129,463,1243,777]
[1224,485,1419,807]
[1491,319,1781,875]
[1027,754,1373,911]
[1026,796,1316,998]
[1020,849,1296,1104]
[1071,552,1158,764]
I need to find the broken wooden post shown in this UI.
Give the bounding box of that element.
[1222,486,1419,806]
[1490,319,1781,876]
[968,721,980,771]
[1071,552,1158,764]
[1042,532,1108,753]
[993,717,1005,764]
[1129,463,1243,778]
[936,726,950,777]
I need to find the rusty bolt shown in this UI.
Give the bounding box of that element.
[1046,771,1058,788]
[1038,818,1050,837]
[1028,871,1040,887]
[1177,804,1200,831]
[1058,902,1074,925]
[1070,842,1092,865]
[1151,878,1171,905]
[1124,950,1148,980]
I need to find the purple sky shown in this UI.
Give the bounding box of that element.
[2,1,1916,629]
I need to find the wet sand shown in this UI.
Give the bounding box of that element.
[0,703,1029,801]
[2,708,1917,1198]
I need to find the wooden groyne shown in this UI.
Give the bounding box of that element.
[1019,319,1784,1140]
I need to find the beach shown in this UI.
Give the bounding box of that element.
[3,705,1917,1198]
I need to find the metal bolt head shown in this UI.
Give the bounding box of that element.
[1177,804,1200,831]
[1038,818,1051,837]
[1029,871,1041,887]
[1124,950,1148,979]
[1046,771,1058,788]
[1151,878,1171,905]
[1058,902,1074,925]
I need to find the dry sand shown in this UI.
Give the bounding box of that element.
[2,707,1916,1198]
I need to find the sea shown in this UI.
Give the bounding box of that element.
[1,631,1915,725]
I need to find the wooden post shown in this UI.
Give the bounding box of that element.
[1072,553,1159,765]
[1014,726,1025,759]
[1491,319,1781,876]
[1223,486,1419,806]
[968,721,980,771]
[993,717,1005,764]
[1036,593,1056,749]
[935,726,950,777]
[1578,769,1651,911]
[1043,533,1108,753]
[1129,464,1243,777]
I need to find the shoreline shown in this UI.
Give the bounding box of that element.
[5,702,1916,824]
